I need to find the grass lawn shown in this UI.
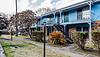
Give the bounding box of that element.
[0,35,71,57]
[0,35,4,38]
[1,42,13,57]
[1,42,26,57]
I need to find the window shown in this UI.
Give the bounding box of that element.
[83,27,89,32]
[64,12,69,22]
[76,27,89,32]
[77,7,89,20]
[82,7,90,20]
[76,27,81,31]
[77,9,82,20]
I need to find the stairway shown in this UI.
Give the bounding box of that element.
[53,24,73,44]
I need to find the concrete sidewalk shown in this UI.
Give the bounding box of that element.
[0,44,6,57]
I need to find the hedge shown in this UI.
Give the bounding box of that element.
[72,32,88,50]
[92,30,100,51]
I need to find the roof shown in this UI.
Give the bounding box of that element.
[41,0,100,17]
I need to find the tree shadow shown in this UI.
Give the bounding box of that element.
[24,38,32,41]
[0,38,11,40]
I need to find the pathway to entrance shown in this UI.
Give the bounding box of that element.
[0,44,6,57]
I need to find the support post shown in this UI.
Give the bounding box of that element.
[41,17,43,31]
[36,23,38,31]
[89,22,92,41]
[60,11,62,24]
[64,25,66,38]
[62,13,64,23]
[89,0,92,41]
[53,13,56,24]
[81,27,83,32]
[43,22,46,57]
[15,0,18,36]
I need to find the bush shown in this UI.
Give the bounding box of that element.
[49,31,65,45]
[72,32,88,50]
[92,30,100,51]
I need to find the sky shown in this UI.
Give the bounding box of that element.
[0,0,85,15]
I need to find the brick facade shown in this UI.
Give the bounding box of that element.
[93,20,100,30]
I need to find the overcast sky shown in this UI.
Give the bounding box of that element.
[0,0,85,15]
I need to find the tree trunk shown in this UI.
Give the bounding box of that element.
[26,27,32,39]
[15,24,18,36]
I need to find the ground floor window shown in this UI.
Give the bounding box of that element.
[76,27,89,32]
[76,27,81,31]
[83,27,89,32]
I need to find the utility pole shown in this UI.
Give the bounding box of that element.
[15,0,18,36]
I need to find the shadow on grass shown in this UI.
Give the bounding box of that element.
[0,38,11,40]
[24,38,32,40]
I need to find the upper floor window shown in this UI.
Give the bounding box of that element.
[47,18,53,24]
[77,6,90,20]
[77,9,82,20]
[64,12,69,22]
[82,7,90,20]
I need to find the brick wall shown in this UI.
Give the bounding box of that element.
[93,20,100,30]
[69,27,76,38]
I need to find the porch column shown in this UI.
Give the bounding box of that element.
[89,22,92,41]
[40,16,42,31]
[60,11,62,24]
[62,13,64,23]
[64,25,66,38]
[53,13,56,24]
[81,27,83,32]
[89,0,92,41]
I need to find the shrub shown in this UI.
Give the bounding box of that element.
[72,32,88,50]
[49,31,65,45]
[92,30,100,51]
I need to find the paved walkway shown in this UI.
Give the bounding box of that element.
[33,43,98,57]
[0,44,6,57]
[23,39,98,57]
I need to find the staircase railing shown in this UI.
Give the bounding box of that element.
[53,24,73,44]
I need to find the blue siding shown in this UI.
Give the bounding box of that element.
[33,1,100,28]
[40,18,46,25]
[69,10,77,22]
[92,3,100,21]
[39,16,56,26]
